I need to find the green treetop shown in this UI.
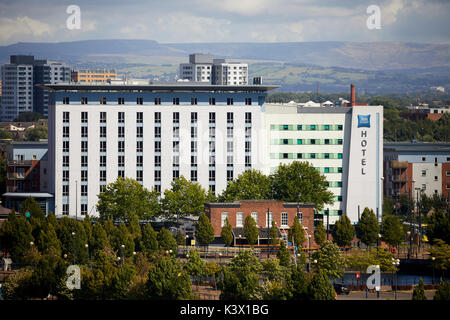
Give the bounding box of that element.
[332,215,354,247]
[243,215,258,246]
[412,278,427,300]
[356,207,380,248]
[311,241,345,280]
[314,220,327,247]
[381,214,404,248]
[195,212,215,248]
[221,218,234,249]
[288,216,305,248]
[277,239,291,267]
[219,169,272,201]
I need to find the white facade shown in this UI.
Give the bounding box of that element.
[263,103,383,224]
[412,163,442,197]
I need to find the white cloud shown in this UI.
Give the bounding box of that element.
[0,16,54,43]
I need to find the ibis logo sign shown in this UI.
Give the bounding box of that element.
[358,114,371,128]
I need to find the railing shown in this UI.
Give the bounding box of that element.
[7,172,26,180]
[7,160,33,166]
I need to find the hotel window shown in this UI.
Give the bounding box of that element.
[227,98,233,105]
[245,155,251,167]
[173,127,179,138]
[209,141,215,152]
[136,170,143,182]
[118,170,124,178]
[227,170,233,181]
[209,170,215,181]
[63,97,70,104]
[100,170,106,182]
[245,98,252,105]
[251,212,258,226]
[81,112,88,123]
[324,153,330,159]
[283,139,289,145]
[298,212,303,225]
[310,153,316,159]
[245,112,252,124]
[100,141,106,152]
[81,141,88,152]
[81,204,87,215]
[324,125,330,130]
[118,127,125,138]
[281,212,288,227]
[137,127,143,138]
[155,141,161,152]
[245,141,251,152]
[63,141,69,152]
[310,125,316,131]
[81,97,88,105]
[173,98,180,105]
[227,127,233,138]
[209,155,215,167]
[209,97,216,105]
[337,196,343,201]
[221,212,229,227]
[137,112,143,123]
[63,170,69,181]
[155,170,161,181]
[118,112,125,123]
[118,141,125,152]
[191,97,197,105]
[297,125,302,130]
[137,97,143,105]
[266,212,273,227]
[236,212,243,227]
[63,127,69,138]
[173,141,180,153]
[209,112,215,123]
[227,112,234,124]
[100,185,106,193]
[421,170,426,176]
[100,97,106,105]
[283,153,289,159]
[154,98,161,105]
[100,112,106,123]
[100,156,106,167]
[173,170,179,180]
[338,167,343,173]
[324,167,330,173]
[118,97,125,105]
[338,139,343,145]
[337,182,343,187]
[81,126,88,138]
[338,125,343,130]
[62,204,69,215]
[155,155,161,167]
[63,156,69,167]
[81,155,88,167]
[136,155,143,167]
[245,127,251,138]
[137,141,143,152]
[191,126,197,138]
[191,155,197,167]
[325,139,330,145]
[155,126,161,138]
[191,112,197,124]
[81,185,87,197]
[81,170,87,182]
[62,185,69,196]
[311,139,316,145]
[118,155,125,167]
[338,153,343,159]
[191,170,198,182]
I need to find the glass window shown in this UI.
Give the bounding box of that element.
[236,212,243,227]
[251,212,258,226]
[281,212,288,227]
[221,212,228,227]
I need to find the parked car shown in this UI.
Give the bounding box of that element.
[333,283,350,295]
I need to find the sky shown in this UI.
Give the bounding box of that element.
[0,0,449,45]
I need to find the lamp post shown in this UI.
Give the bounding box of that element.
[267,207,270,259]
[71,232,76,265]
[415,187,421,258]
[392,258,400,300]
[85,243,89,267]
[432,256,436,284]
[326,208,330,241]
[377,233,381,253]
[238,235,242,253]
[120,244,125,265]
[407,231,411,259]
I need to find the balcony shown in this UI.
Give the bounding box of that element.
[7,172,27,180]
[7,160,33,166]
[390,160,408,169]
[392,175,408,183]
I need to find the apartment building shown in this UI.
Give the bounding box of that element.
[71,70,117,84]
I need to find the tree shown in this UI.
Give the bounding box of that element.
[25,126,48,141]
[332,215,354,248]
[111,263,137,299]
[20,196,45,220]
[219,169,271,201]
[114,222,135,258]
[221,218,234,252]
[311,241,345,280]
[270,161,334,211]
[288,216,305,248]
[427,210,450,244]
[429,239,450,275]
[307,270,336,300]
[146,255,193,300]
[141,223,159,254]
[195,213,215,256]
[381,214,404,249]
[434,280,450,300]
[1,267,33,300]
[176,230,184,246]
[56,217,89,264]
[35,220,61,256]
[277,240,291,267]
[162,176,207,220]
[97,177,161,221]
[356,207,380,248]
[184,249,205,286]
[287,264,309,300]
[412,278,427,300]
[29,253,68,299]
[270,221,279,245]
[314,220,327,247]
[243,215,258,246]
[157,228,177,254]
[0,209,34,263]
[14,111,43,122]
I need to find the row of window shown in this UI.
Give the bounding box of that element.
[220,211,300,228]
[270,124,344,131]
[271,138,343,145]
[62,97,253,106]
[271,153,344,160]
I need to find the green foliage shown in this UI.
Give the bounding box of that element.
[176,230,184,245]
[195,212,215,247]
[20,196,45,220]
[277,240,291,267]
[345,248,396,272]
[307,270,335,300]
[184,249,206,284]
[311,241,345,279]
[35,220,61,256]
[114,222,135,258]
[1,267,34,300]
[221,218,234,248]
[288,216,305,248]
[356,207,380,248]
[332,215,354,247]
[29,253,68,299]
[157,227,177,253]
[243,215,258,246]
[429,239,450,272]
[24,126,48,141]
[14,111,43,122]
[270,161,334,211]
[314,220,327,247]
[141,223,159,254]
[0,209,34,263]
[434,280,450,300]
[90,222,109,257]
[381,214,404,248]
[111,263,137,299]
[55,217,89,264]
[412,278,427,300]
[427,210,450,244]
[219,169,272,201]
[287,264,309,300]
[162,176,207,220]
[97,177,161,221]
[270,221,279,245]
[146,255,193,300]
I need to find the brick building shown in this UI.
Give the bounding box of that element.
[204,200,317,248]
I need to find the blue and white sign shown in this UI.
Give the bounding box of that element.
[358,114,371,128]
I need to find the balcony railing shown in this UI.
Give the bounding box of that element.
[7,172,27,180]
[390,160,408,169]
[7,160,33,166]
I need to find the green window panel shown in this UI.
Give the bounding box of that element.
[338,167,343,173]
[297,139,302,145]
[324,167,330,173]
[338,139,343,145]
[310,125,316,131]
[325,139,330,145]
[324,125,330,130]
[297,125,302,131]
[338,153,343,159]
[297,153,302,159]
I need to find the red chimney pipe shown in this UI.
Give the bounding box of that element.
[350,84,355,107]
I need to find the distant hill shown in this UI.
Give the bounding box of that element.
[1,39,449,70]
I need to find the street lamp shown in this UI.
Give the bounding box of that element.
[392,258,400,300]
[238,235,242,253]
[120,244,125,265]
[432,256,436,284]
[406,231,411,259]
[72,232,76,264]
[377,233,382,253]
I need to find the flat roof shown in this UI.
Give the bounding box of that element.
[3,192,53,198]
[37,83,279,92]
[384,142,450,153]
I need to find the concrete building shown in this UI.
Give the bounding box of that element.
[42,82,276,217]
[262,102,384,225]
[71,69,117,83]
[0,55,70,121]
[204,200,316,247]
[384,142,450,201]
[179,54,248,85]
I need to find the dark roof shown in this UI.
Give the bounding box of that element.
[233,227,282,239]
[205,200,314,209]
[37,83,279,93]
